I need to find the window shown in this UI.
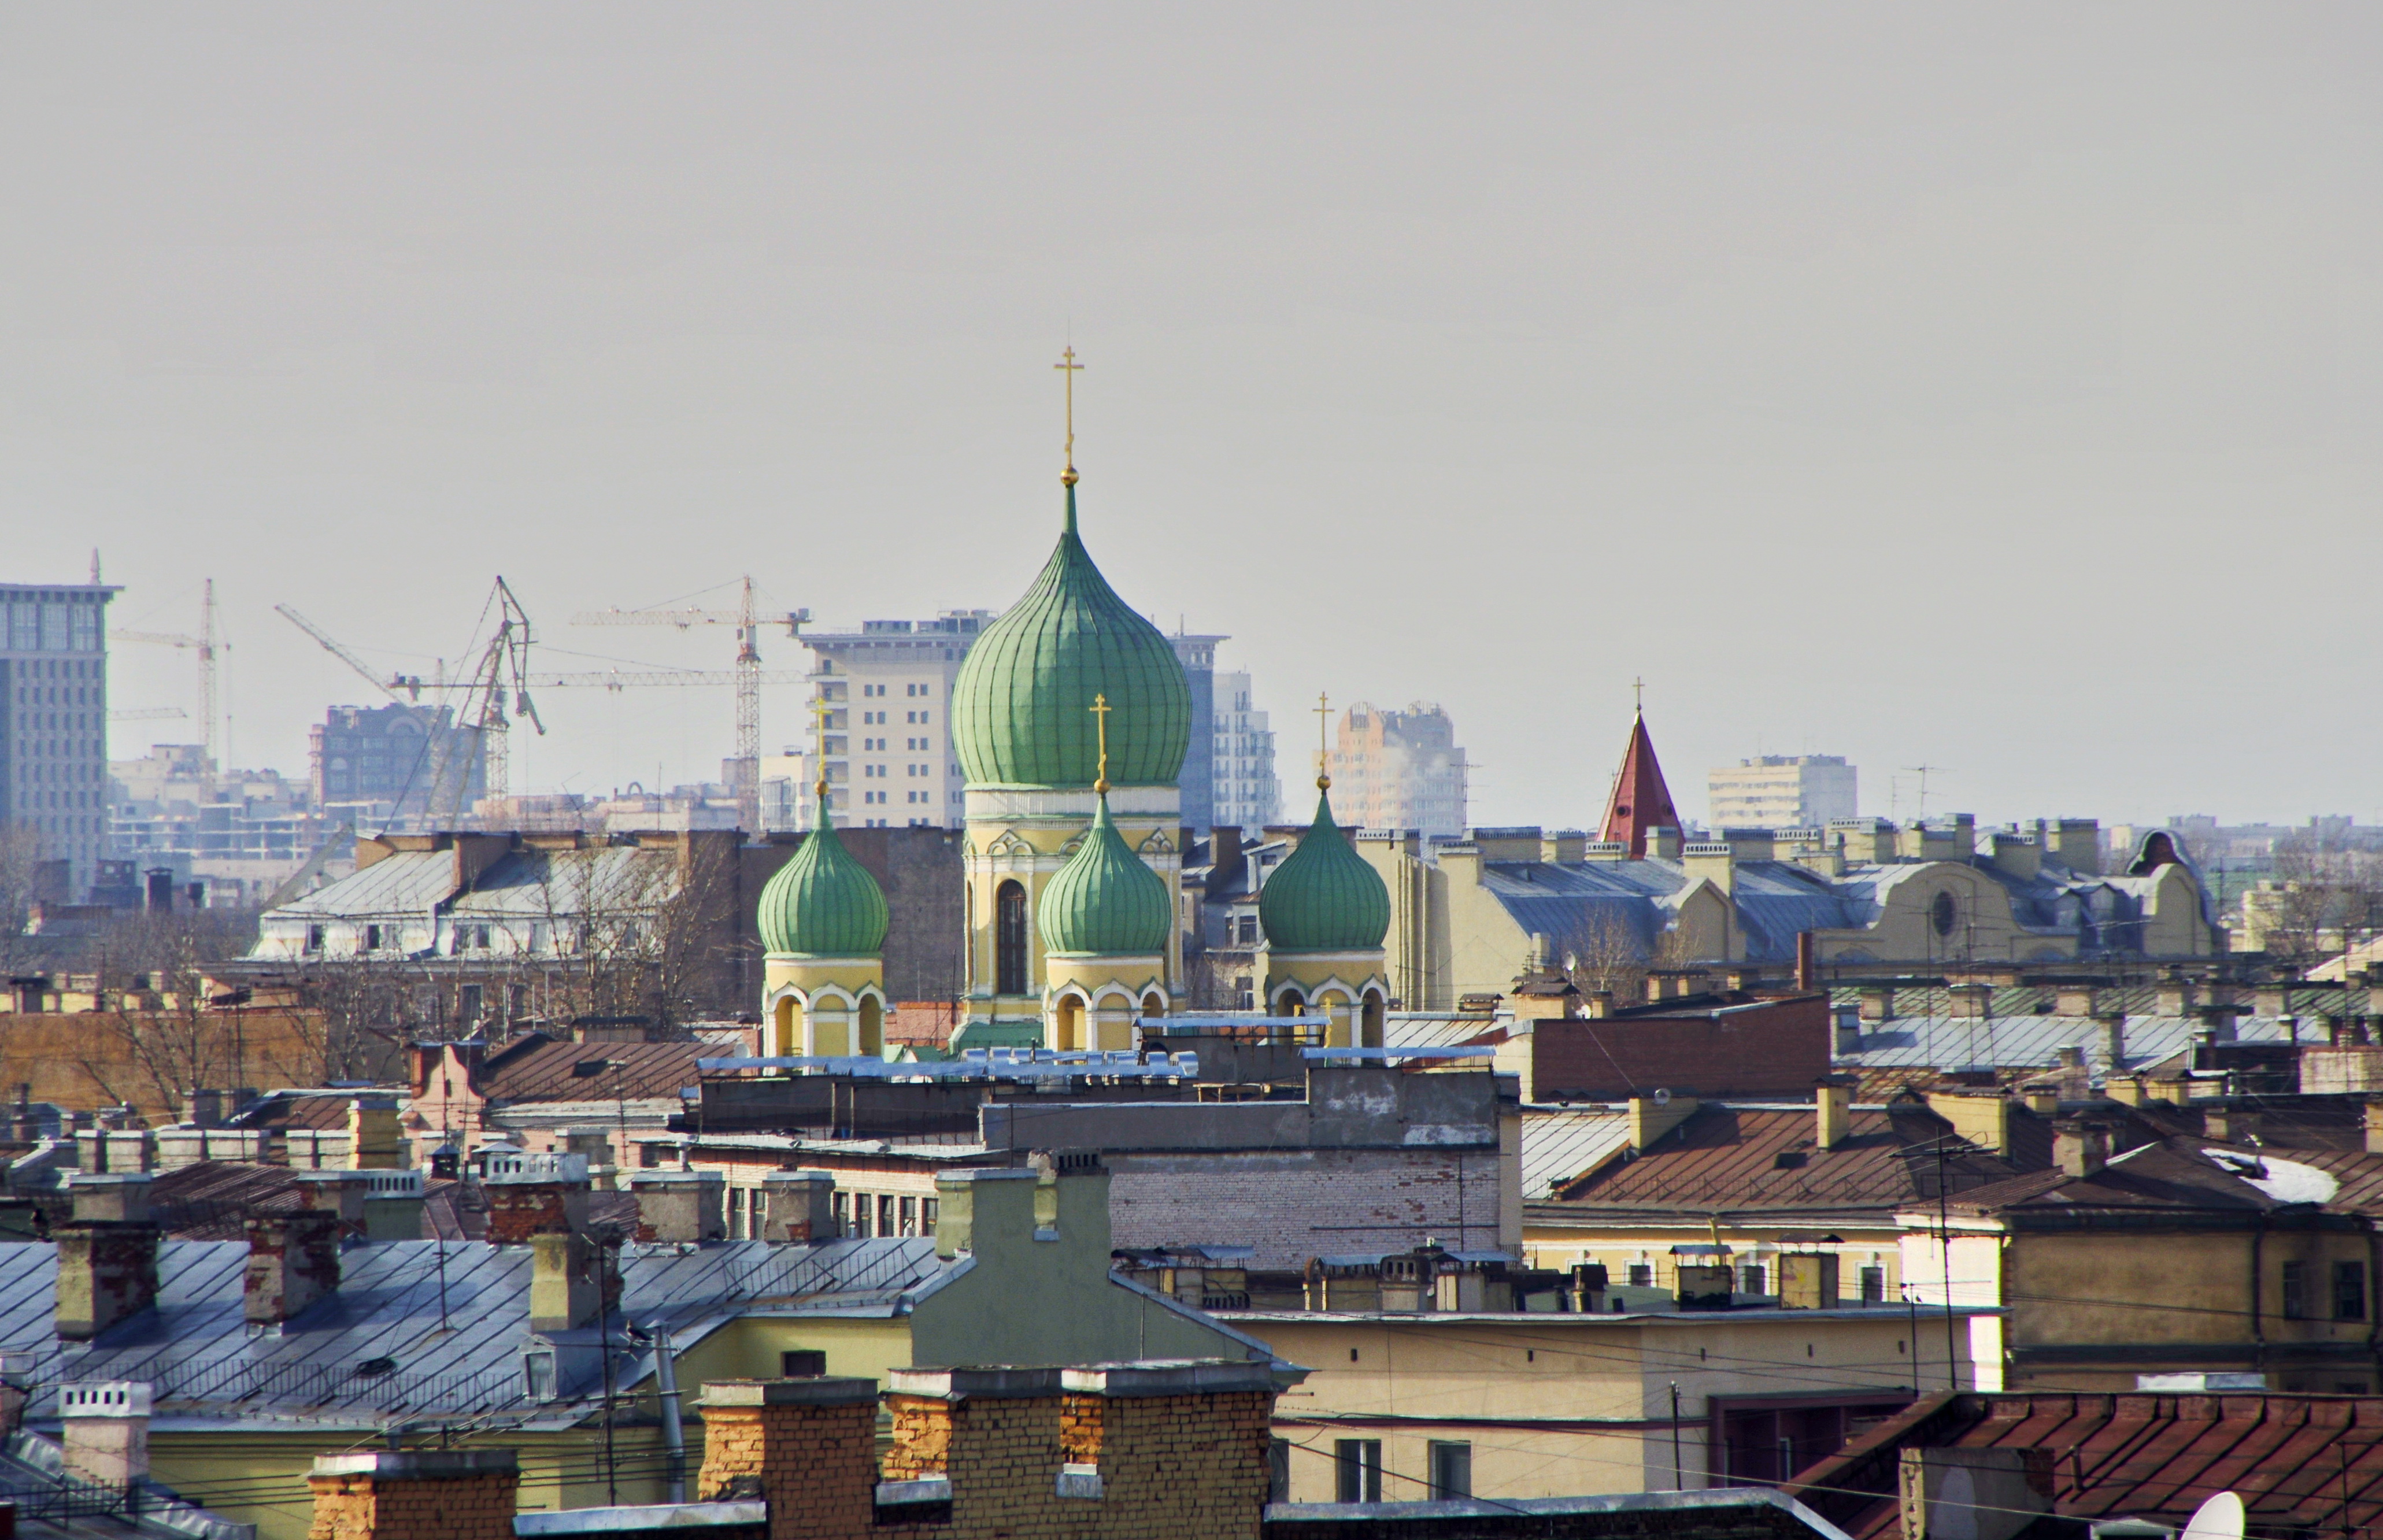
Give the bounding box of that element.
[1334,1441,1382,1503]
[2338,1261,2368,1321]
[878,1194,896,1235]
[832,1191,853,1235]
[1235,915,1259,944]
[900,1195,918,1236]
[1860,1266,1885,1304]
[996,880,1029,995]
[1429,1441,1472,1498]
[458,984,483,1022]
[1628,1264,1652,1287]
[850,1193,873,1238]
[922,1197,938,1230]
[523,1349,558,1401]
[1741,1264,1767,1296]
[781,1350,827,1378]
[2283,1261,2310,1320]
[304,925,325,956]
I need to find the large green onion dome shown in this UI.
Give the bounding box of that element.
[1037,794,1172,957]
[1259,784,1391,953]
[757,800,889,957]
[952,484,1190,789]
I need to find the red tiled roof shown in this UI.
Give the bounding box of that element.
[1794,1391,2383,1540]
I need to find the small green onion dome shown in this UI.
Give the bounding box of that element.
[1259,784,1390,953]
[757,801,889,957]
[1037,794,1172,957]
[952,484,1190,789]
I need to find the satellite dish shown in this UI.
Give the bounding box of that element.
[1653,1089,1672,1106]
[2182,1492,2245,1540]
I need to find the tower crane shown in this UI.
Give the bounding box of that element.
[110,579,223,791]
[274,605,428,701]
[571,577,809,839]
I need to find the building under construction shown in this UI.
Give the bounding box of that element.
[309,701,486,829]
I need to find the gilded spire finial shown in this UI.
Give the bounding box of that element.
[1055,346,1083,490]
[1313,691,1333,791]
[1090,692,1112,795]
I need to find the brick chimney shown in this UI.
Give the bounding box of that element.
[628,1170,725,1243]
[482,1152,591,1243]
[295,1168,373,1230]
[760,1169,838,1242]
[345,1097,406,1169]
[245,1211,343,1325]
[55,1175,161,1341]
[306,1450,520,1540]
[695,1379,879,1519]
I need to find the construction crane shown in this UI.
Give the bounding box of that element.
[571,577,810,839]
[110,579,222,788]
[430,577,543,823]
[273,605,428,701]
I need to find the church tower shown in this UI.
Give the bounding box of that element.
[757,766,890,1058]
[1598,695,1681,857]
[1035,696,1175,1049]
[1260,701,1392,1046]
[949,353,1190,1047]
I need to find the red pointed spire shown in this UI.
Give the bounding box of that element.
[1599,710,1681,857]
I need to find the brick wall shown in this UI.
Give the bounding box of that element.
[305,1451,519,1540]
[697,1383,880,1540]
[1531,997,1829,1102]
[1105,1148,1504,1269]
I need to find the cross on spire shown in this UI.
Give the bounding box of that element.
[1633,676,1644,714]
[1055,346,1083,488]
[1090,691,1112,794]
[1313,691,1333,790]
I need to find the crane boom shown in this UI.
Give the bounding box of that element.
[110,578,221,790]
[274,605,420,701]
[532,669,810,689]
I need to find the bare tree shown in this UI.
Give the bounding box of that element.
[2256,835,2383,971]
[0,823,47,978]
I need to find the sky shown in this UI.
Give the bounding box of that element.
[4,4,2379,830]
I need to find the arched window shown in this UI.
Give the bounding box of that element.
[996,880,1029,996]
[1361,990,1386,1049]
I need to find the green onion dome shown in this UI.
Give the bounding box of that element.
[952,484,1190,790]
[1259,784,1391,953]
[757,801,889,957]
[1037,794,1172,957]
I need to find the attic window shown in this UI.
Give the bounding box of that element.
[572,1060,612,1078]
[1774,1152,1808,1170]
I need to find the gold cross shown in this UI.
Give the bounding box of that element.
[1090,691,1112,794]
[1313,691,1333,790]
[1055,347,1083,486]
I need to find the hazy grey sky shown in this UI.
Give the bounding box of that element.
[6,5,2378,828]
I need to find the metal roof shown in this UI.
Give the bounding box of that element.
[1519,1107,1630,1200]
[0,1237,950,1430]
[1834,1013,2301,1078]
[446,847,672,919]
[263,850,460,920]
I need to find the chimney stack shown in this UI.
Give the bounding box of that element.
[360,1169,428,1241]
[483,1153,599,1332]
[1815,1080,1851,1151]
[2097,1012,2127,1075]
[760,1170,838,1242]
[629,1170,726,1243]
[307,1450,520,1540]
[1795,931,1817,993]
[55,1175,160,1341]
[245,1211,344,1325]
[345,1097,406,1169]
[2055,1123,2109,1179]
[60,1382,150,1491]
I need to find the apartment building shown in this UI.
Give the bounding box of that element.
[1708,754,1857,830]
[1330,700,1467,835]
[1170,632,1227,831]
[2,578,117,898]
[800,612,990,829]
[1212,671,1282,833]
[310,702,484,827]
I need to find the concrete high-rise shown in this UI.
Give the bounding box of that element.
[799,612,991,830]
[1169,632,1227,833]
[1211,672,1281,833]
[2,579,117,898]
[1330,701,1467,836]
[310,703,484,827]
[1708,754,1858,830]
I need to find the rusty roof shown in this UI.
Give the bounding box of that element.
[1536,1104,2047,1224]
[1793,1390,2383,1540]
[479,1036,708,1104]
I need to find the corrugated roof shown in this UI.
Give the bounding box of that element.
[482,1037,709,1104]
[0,1236,948,1427]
